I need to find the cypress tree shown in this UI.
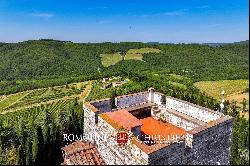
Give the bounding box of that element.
[111,90,117,109]
[32,129,38,163]
[25,137,32,165]
[16,145,25,165]
[35,126,44,165]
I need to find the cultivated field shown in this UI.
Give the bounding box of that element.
[194,79,249,100]
[0,82,87,113]
[100,47,161,67]
[0,92,30,111]
[100,53,123,67]
[124,47,161,61]
[194,79,249,119]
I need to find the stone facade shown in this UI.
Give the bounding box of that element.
[83,88,234,165]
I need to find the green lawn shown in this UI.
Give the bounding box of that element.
[100,53,123,67]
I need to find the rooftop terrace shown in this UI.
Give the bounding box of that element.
[84,88,233,154]
[140,117,186,143]
[101,109,142,130]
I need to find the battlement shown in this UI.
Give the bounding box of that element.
[83,88,234,165]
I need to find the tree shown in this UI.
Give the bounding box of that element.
[230,117,240,165]
[25,137,32,165]
[16,145,25,165]
[231,100,239,117]
[32,129,38,163]
[111,90,117,109]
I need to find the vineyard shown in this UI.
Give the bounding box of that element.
[0,99,71,128]
[194,79,249,100]
[0,82,86,165]
[194,79,249,119]
[0,82,87,114]
[0,40,248,165]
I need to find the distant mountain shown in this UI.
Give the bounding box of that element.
[0,42,6,46]
[233,40,249,44]
[202,40,249,47]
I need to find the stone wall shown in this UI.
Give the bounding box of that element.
[117,92,148,108]
[165,97,220,123]
[83,105,149,165]
[148,92,162,105]
[148,141,185,165]
[184,119,234,165]
[83,104,96,142]
[95,117,149,165]
[91,99,112,113]
[83,90,233,165]
[148,91,220,123]
[147,118,233,165]
[152,105,199,131]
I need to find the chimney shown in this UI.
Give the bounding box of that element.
[115,97,118,107]
[148,87,155,103]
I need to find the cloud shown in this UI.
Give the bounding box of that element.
[31,13,54,19]
[87,6,108,10]
[162,11,186,16]
[97,20,112,24]
[138,10,187,17]
[196,5,209,9]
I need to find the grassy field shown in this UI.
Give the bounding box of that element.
[194,79,249,100]
[124,53,143,60]
[0,82,87,113]
[100,53,123,67]
[194,79,249,119]
[169,81,187,90]
[124,48,161,61]
[100,48,161,67]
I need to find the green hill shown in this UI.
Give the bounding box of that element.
[0,40,248,95]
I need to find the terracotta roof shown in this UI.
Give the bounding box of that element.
[101,109,142,130]
[140,117,186,142]
[61,141,105,165]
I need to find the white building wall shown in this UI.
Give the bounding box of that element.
[165,97,220,123]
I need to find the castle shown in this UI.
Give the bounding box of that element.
[63,88,234,165]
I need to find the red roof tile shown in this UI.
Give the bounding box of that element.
[140,117,186,141]
[101,109,142,130]
[61,141,105,165]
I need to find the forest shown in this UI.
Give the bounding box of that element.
[0,39,249,165]
[0,39,248,94]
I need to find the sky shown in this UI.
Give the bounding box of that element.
[0,0,249,43]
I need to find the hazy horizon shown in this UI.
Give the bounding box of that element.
[0,39,249,44]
